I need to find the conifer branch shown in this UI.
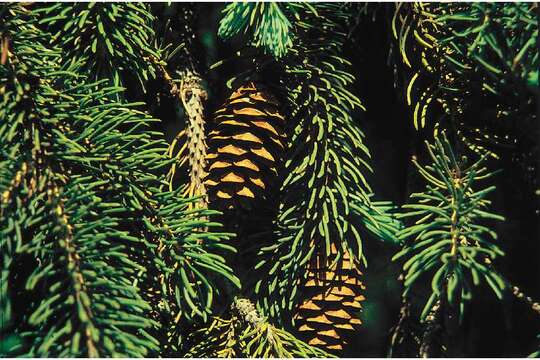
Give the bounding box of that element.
[245,4,400,331]
[34,3,159,93]
[1,2,538,357]
[177,70,208,208]
[391,2,538,181]
[185,298,333,358]
[150,5,210,208]
[394,132,506,354]
[215,3,401,352]
[1,5,238,355]
[48,187,99,358]
[219,2,293,59]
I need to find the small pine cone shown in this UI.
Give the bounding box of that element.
[294,245,365,353]
[204,83,286,212]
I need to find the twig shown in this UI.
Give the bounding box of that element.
[511,284,540,316]
[419,299,442,358]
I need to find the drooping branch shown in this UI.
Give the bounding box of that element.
[48,185,99,358]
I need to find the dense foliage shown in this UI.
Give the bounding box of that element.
[1,2,538,357]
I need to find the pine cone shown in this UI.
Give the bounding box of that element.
[295,244,365,353]
[205,83,286,211]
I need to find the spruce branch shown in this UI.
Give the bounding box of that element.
[166,70,209,209]
[34,2,159,94]
[218,2,293,59]
[391,2,538,180]
[0,39,160,353]
[1,5,238,355]
[214,3,402,351]
[185,298,333,358]
[149,5,210,209]
[246,3,400,330]
[45,186,100,358]
[393,2,538,121]
[178,71,208,203]
[393,132,505,353]
[19,181,160,357]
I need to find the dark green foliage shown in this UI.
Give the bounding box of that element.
[18,183,159,357]
[431,4,539,192]
[148,191,240,322]
[185,298,332,358]
[1,1,539,357]
[1,4,237,357]
[243,2,399,324]
[393,3,538,130]
[391,3,538,194]
[394,133,505,322]
[1,8,159,353]
[218,2,293,59]
[35,3,158,92]
[384,2,540,356]
[433,3,537,96]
